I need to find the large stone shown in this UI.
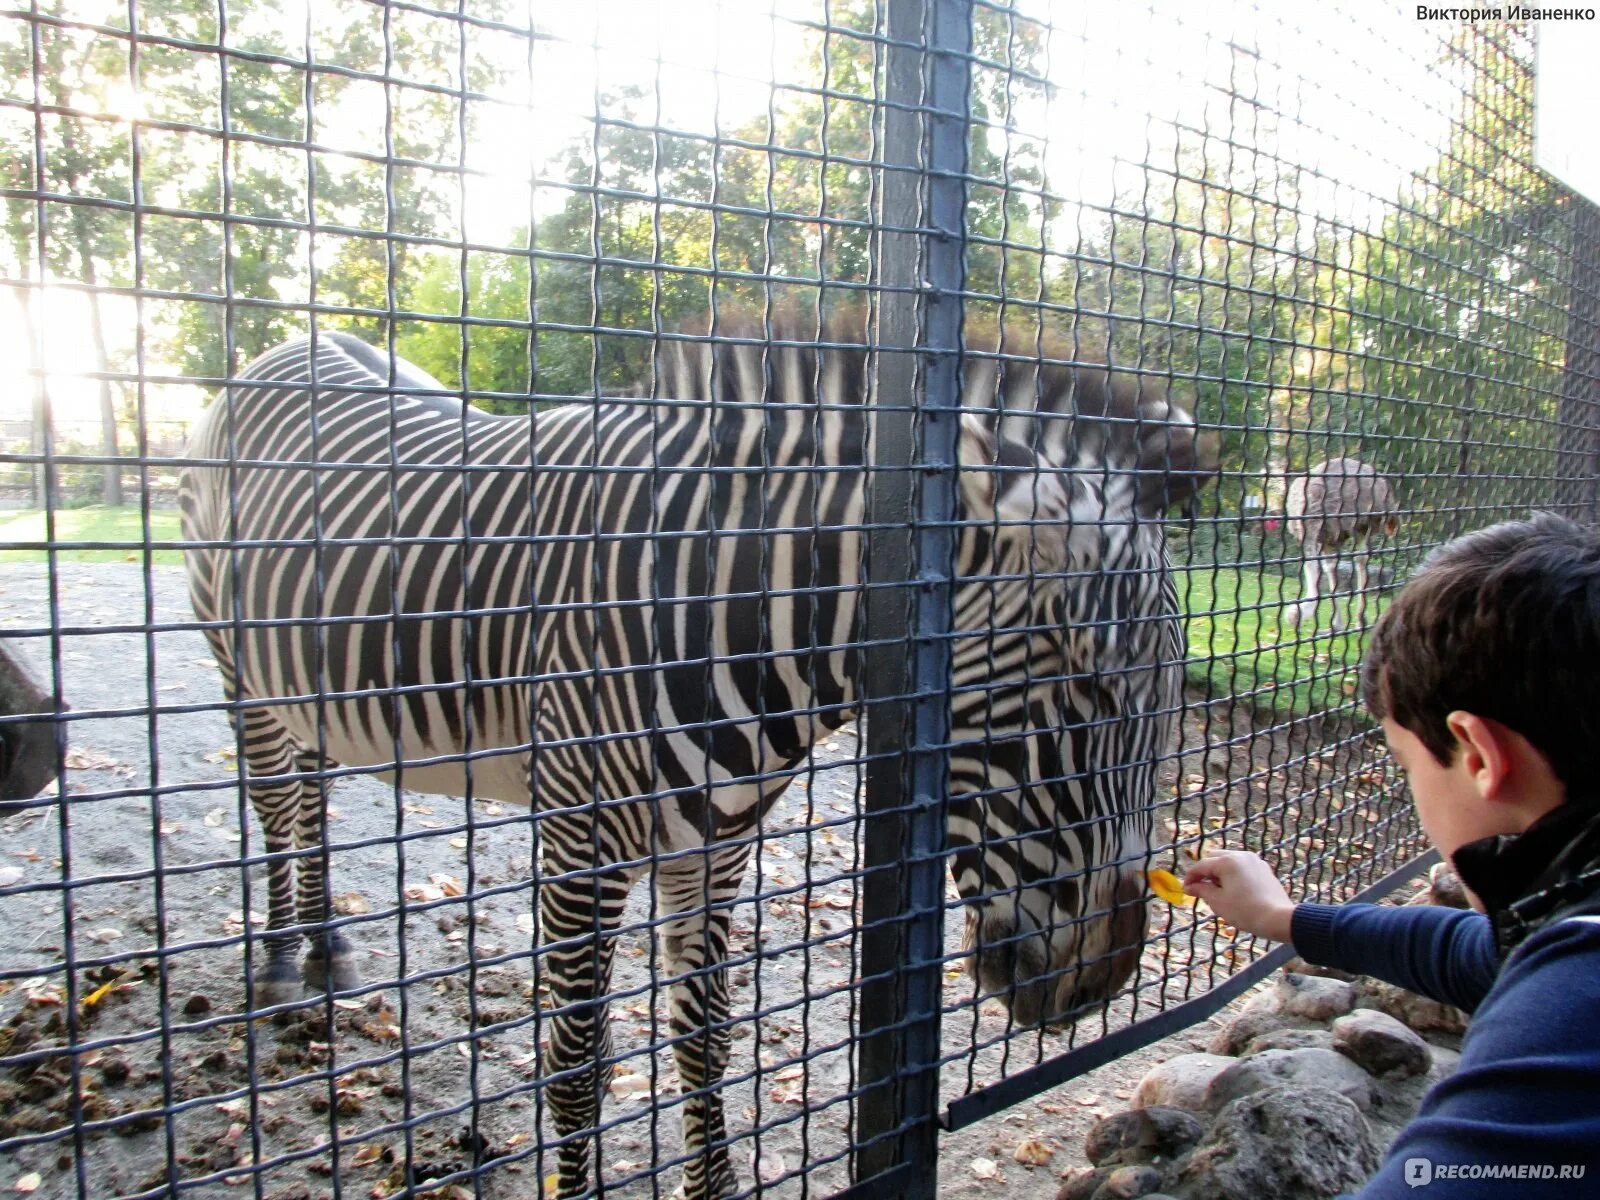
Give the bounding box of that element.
[1274,971,1357,1020]
[1241,1027,1335,1055]
[1206,1009,1314,1056]
[1164,1086,1380,1200]
[1132,1053,1236,1114]
[1332,1009,1432,1078]
[1058,1167,1112,1200]
[1355,979,1468,1035]
[1091,1164,1164,1200]
[1084,1107,1206,1168]
[1204,1047,1375,1113]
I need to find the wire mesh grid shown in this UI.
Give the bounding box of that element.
[0,2,1595,1198]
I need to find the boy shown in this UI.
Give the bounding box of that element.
[1184,512,1600,1198]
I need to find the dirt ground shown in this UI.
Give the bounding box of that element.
[0,561,1414,1199]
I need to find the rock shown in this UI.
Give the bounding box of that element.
[1205,1048,1375,1113]
[1132,1053,1236,1114]
[1281,957,1356,983]
[1332,1009,1431,1078]
[1204,748,1232,779]
[1355,979,1468,1035]
[1085,1107,1206,1168]
[1241,1027,1334,1055]
[1274,972,1356,1020]
[1058,1167,1112,1200]
[1206,1009,1314,1056]
[1164,1086,1379,1200]
[1428,1044,1462,1081]
[1091,1164,1164,1199]
[182,993,211,1016]
[1428,863,1471,909]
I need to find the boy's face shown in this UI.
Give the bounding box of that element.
[1382,718,1490,871]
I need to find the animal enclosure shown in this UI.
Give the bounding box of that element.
[1,3,1596,1199]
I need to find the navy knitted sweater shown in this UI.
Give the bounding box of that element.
[1292,803,1600,1198]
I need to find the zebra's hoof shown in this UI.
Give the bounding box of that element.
[671,1178,738,1200]
[303,936,363,995]
[250,964,305,1011]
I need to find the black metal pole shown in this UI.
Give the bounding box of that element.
[1558,200,1600,523]
[853,0,970,1192]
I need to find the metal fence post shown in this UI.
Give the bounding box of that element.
[1558,200,1600,523]
[853,0,971,1193]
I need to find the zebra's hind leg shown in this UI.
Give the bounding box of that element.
[657,842,752,1200]
[238,708,314,1009]
[290,747,361,996]
[539,858,644,1198]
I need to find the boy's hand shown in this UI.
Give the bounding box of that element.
[1183,850,1297,944]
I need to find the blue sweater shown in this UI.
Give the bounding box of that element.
[1292,900,1600,1197]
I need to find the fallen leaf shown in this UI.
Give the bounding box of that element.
[514,913,536,936]
[539,1173,561,1198]
[80,977,120,1010]
[1145,868,1196,908]
[14,1174,41,1194]
[1012,1137,1054,1166]
[65,748,118,771]
[0,867,22,888]
[429,873,464,898]
[333,892,370,916]
[607,1074,651,1101]
[204,808,227,828]
[969,1157,1000,1181]
[404,884,444,903]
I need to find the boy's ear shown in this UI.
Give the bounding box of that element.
[1445,711,1512,800]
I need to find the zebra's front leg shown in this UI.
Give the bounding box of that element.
[239,710,311,1009]
[291,751,361,996]
[541,865,641,1199]
[658,844,751,1200]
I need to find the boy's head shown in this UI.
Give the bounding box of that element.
[1363,513,1600,863]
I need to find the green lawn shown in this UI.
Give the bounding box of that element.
[1178,561,1389,719]
[0,506,185,565]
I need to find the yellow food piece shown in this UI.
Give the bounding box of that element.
[1146,868,1196,907]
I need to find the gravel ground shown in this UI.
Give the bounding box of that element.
[0,561,1399,1200]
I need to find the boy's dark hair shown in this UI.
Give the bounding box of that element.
[1363,511,1600,792]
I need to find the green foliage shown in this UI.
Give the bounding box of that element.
[0,506,184,564]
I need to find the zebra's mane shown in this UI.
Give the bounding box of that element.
[654,310,1218,519]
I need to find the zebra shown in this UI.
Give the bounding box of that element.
[178,320,1215,1199]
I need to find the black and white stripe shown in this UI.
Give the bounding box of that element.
[179,323,1214,1199]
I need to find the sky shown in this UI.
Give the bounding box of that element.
[1,0,1471,430]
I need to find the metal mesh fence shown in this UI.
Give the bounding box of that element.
[1,2,1595,1198]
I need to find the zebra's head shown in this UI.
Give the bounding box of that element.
[948,353,1217,1028]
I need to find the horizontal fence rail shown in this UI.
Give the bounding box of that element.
[0,3,1595,1199]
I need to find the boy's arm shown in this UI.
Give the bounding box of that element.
[1290,900,1499,1014]
[1182,850,1499,1013]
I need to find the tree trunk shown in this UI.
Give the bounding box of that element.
[14,284,52,510]
[78,249,122,507]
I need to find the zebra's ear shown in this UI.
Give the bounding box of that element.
[958,412,1075,534]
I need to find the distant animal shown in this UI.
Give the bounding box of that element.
[1274,457,1399,632]
[178,322,1216,1199]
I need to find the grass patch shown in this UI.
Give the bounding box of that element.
[1178,560,1390,720]
[0,506,185,565]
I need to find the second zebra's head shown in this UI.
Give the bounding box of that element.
[946,352,1218,1029]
